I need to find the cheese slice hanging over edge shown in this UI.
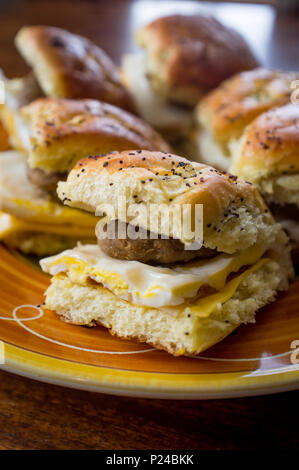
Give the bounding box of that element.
[0,211,96,239]
[188,257,270,318]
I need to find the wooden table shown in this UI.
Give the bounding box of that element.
[0,0,298,450]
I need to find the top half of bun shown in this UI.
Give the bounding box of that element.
[231,104,299,178]
[57,150,287,253]
[230,103,299,206]
[15,26,135,112]
[20,98,171,173]
[196,68,299,148]
[135,14,258,106]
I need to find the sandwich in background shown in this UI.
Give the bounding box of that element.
[122,14,258,153]
[0,150,96,255]
[0,25,135,150]
[15,25,135,111]
[195,68,299,171]
[230,103,299,263]
[0,99,170,256]
[41,151,293,356]
[18,97,170,197]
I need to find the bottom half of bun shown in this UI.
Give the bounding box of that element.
[44,255,292,356]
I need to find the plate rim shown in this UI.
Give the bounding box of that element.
[1,244,298,399]
[1,343,299,399]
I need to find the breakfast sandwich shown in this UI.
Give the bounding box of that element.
[17,98,170,197]
[196,68,299,171]
[230,103,299,263]
[0,25,135,150]
[122,14,258,148]
[15,25,135,111]
[40,151,293,356]
[0,150,96,255]
[0,100,170,255]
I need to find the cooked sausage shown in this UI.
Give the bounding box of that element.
[27,165,67,201]
[97,220,216,265]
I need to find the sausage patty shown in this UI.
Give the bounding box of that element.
[97,220,216,265]
[27,165,67,201]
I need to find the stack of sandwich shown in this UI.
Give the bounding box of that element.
[40,151,293,356]
[195,70,299,264]
[122,14,258,154]
[0,26,170,256]
[0,15,297,356]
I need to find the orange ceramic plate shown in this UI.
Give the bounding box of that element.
[0,243,298,399]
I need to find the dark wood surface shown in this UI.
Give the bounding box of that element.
[0,0,298,450]
[0,369,298,450]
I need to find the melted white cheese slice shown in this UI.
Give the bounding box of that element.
[41,243,266,308]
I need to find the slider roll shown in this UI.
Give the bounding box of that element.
[122,14,258,153]
[15,25,135,112]
[20,97,170,200]
[135,15,258,106]
[230,103,299,263]
[0,99,170,255]
[41,151,293,356]
[196,68,299,171]
[1,24,139,152]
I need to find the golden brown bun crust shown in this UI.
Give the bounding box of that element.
[197,68,299,147]
[67,150,269,229]
[15,26,135,112]
[21,98,171,172]
[136,14,258,105]
[59,150,288,254]
[232,104,299,178]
